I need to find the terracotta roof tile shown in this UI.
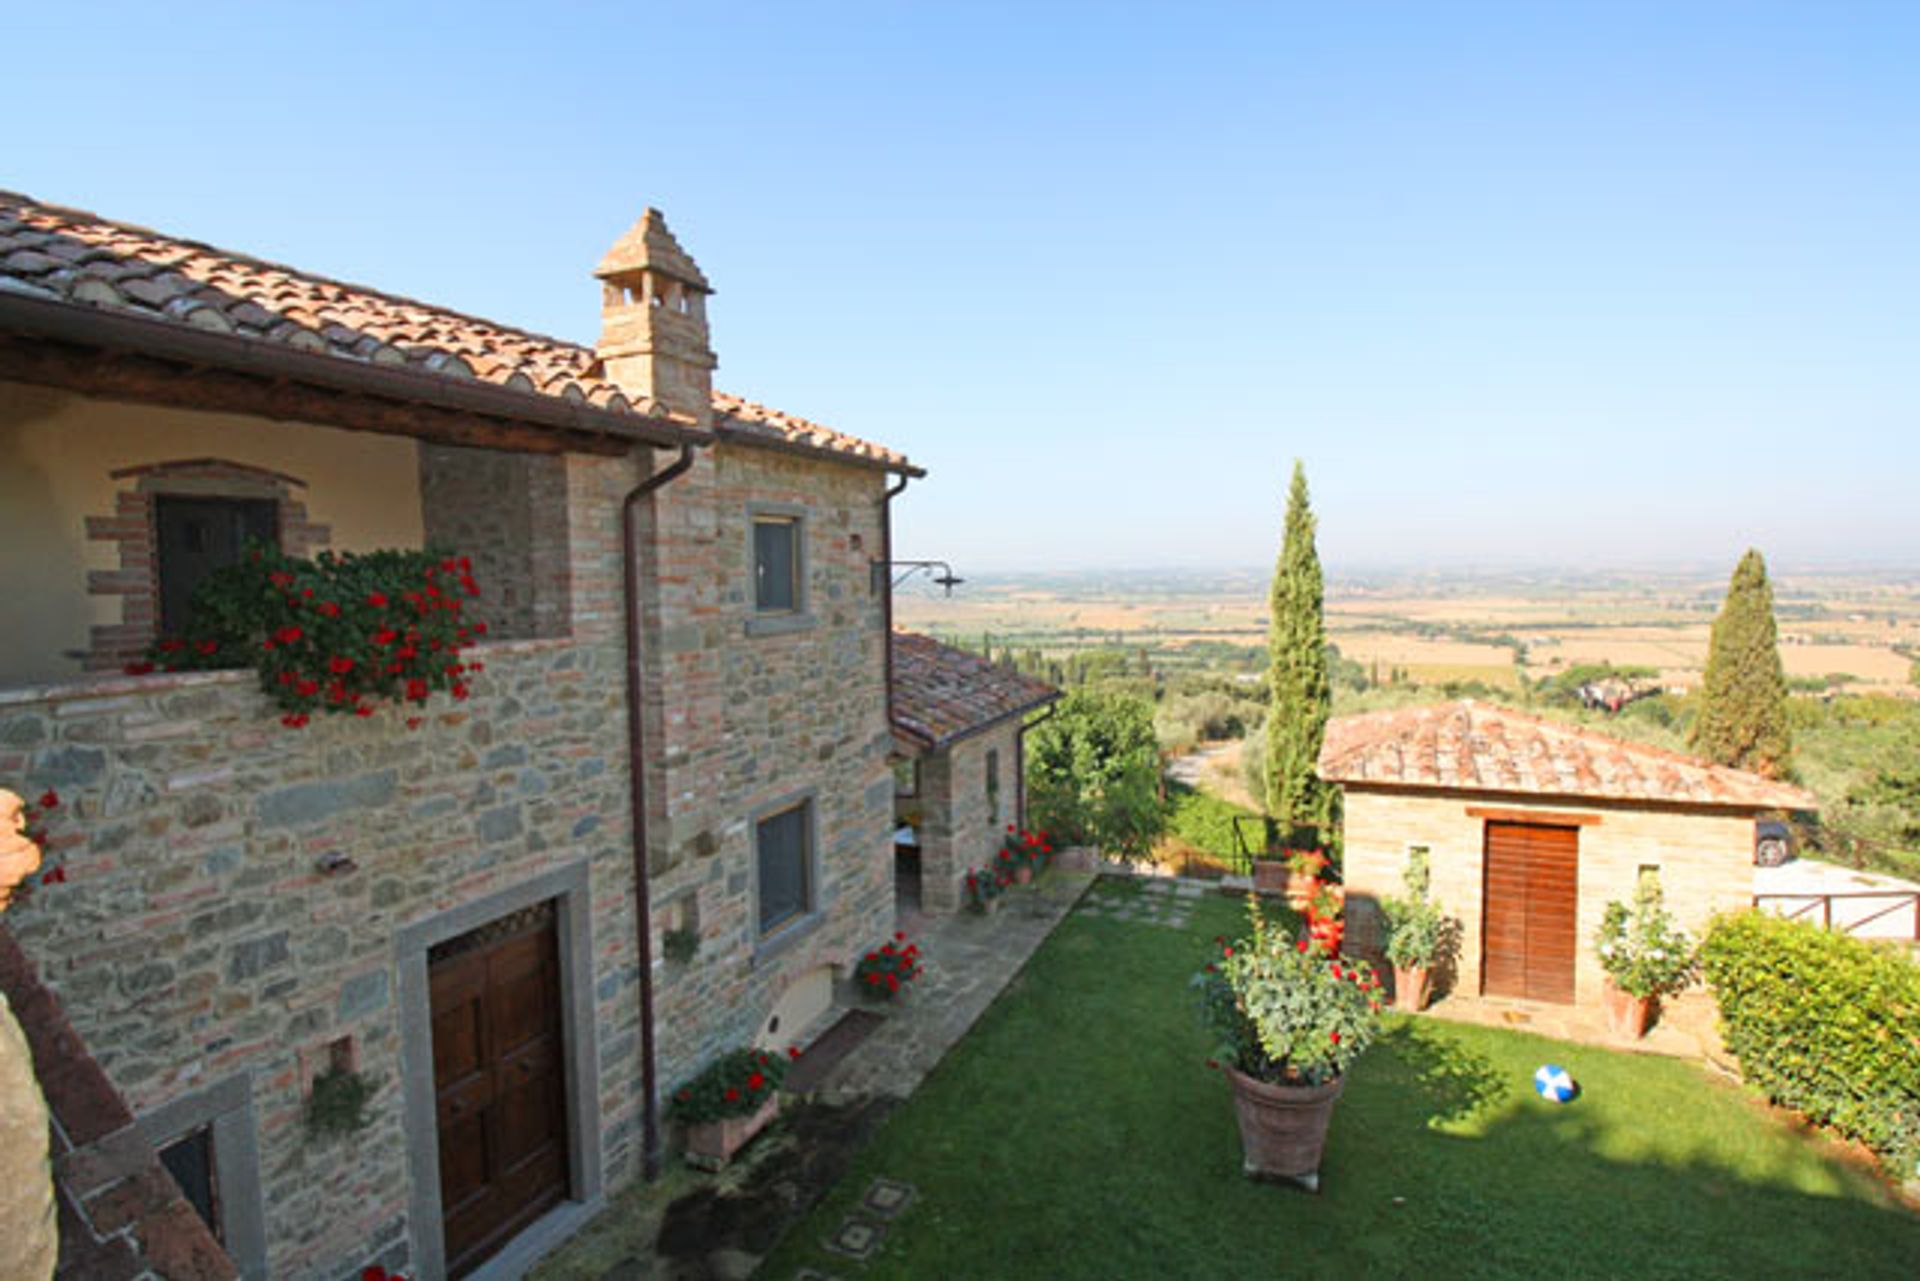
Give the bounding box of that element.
[0,190,916,473]
[891,631,1058,746]
[1319,700,1816,810]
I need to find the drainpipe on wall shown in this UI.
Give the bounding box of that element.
[1015,702,1058,833]
[879,473,911,725]
[622,442,698,1182]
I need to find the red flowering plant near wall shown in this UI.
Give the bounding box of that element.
[133,546,490,727]
[666,1045,798,1125]
[854,931,923,999]
[1001,825,1056,875]
[964,865,1007,912]
[1192,895,1385,1088]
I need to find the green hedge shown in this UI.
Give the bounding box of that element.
[1701,911,1920,1175]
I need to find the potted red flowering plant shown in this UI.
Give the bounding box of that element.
[1283,847,1329,911]
[854,931,923,999]
[964,866,1006,914]
[1193,896,1384,1190]
[999,826,1055,885]
[668,1045,796,1169]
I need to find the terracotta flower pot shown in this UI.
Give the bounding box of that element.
[1393,964,1432,1013]
[1602,980,1656,1040]
[1224,1066,1345,1191]
[1014,865,1034,886]
[684,1091,780,1170]
[1253,859,1291,896]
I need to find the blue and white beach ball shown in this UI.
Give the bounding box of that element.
[1533,1063,1578,1104]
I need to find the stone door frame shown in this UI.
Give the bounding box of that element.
[395,861,604,1281]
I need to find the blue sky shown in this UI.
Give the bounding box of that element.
[10,3,1917,573]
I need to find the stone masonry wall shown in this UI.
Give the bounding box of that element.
[636,444,895,1093]
[0,449,649,1281]
[419,444,572,641]
[1341,786,1758,1004]
[914,721,1022,914]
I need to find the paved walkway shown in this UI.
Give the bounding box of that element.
[532,868,1093,1281]
[814,869,1092,1100]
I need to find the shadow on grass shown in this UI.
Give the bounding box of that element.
[1369,1017,1510,1128]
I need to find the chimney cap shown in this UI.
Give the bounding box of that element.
[594,208,712,292]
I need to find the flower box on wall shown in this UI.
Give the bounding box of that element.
[684,1092,780,1171]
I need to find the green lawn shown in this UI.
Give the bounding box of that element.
[762,890,1917,1280]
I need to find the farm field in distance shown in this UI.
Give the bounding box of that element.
[895,566,1920,694]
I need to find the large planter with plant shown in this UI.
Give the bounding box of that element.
[1194,893,1383,1190]
[1381,848,1452,1013]
[1593,877,1697,1040]
[669,1046,791,1169]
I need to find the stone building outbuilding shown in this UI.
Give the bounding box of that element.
[888,632,1058,913]
[1321,701,1814,1008]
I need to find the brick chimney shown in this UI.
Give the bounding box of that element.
[594,210,715,429]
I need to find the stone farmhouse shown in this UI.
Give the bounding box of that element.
[887,630,1060,913]
[1322,700,1814,1007]
[0,190,991,1279]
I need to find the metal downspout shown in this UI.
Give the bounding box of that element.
[623,442,698,1181]
[1016,702,1058,832]
[880,473,911,724]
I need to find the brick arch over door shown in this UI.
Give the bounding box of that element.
[84,458,330,670]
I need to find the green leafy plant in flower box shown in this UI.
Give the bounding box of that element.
[304,1065,378,1141]
[667,1046,794,1124]
[132,544,490,727]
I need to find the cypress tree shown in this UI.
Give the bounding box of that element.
[1265,461,1331,836]
[1690,549,1791,777]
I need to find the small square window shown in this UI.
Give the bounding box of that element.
[756,802,812,936]
[753,517,799,613]
[893,757,919,798]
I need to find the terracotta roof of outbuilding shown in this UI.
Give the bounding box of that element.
[0,190,917,472]
[891,631,1059,747]
[1319,700,1816,811]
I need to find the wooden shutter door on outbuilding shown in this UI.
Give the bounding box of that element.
[1481,821,1580,1004]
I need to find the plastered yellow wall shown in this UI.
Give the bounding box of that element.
[0,381,424,686]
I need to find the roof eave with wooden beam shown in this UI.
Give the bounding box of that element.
[0,291,710,457]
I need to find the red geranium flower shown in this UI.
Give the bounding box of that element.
[328,655,355,675]
[724,1087,740,1103]
[274,625,304,645]
[406,679,429,701]
[37,790,59,810]
[366,592,388,608]
[318,601,341,618]
[747,1071,766,1091]
[787,1046,802,1060]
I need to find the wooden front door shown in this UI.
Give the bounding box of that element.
[429,903,570,1278]
[1481,822,1580,1004]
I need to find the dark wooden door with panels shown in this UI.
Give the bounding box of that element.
[428,901,570,1278]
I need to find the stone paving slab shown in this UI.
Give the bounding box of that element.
[812,870,1093,1100]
